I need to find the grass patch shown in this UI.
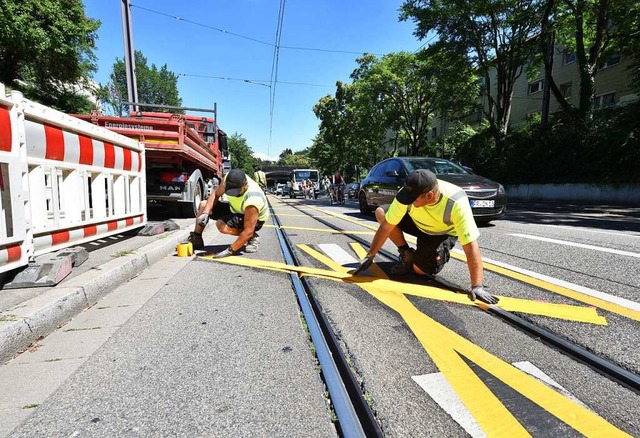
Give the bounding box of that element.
[112,250,136,258]
[64,327,101,332]
[21,404,39,409]
[0,314,18,321]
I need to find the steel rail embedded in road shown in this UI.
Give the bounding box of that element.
[284,200,640,395]
[268,201,382,438]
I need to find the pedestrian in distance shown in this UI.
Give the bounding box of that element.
[322,175,331,197]
[187,169,269,257]
[331,170,346,205]
[351,169,499,305]
[253,166,267,189]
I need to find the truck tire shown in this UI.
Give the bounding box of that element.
[182,180,203,217]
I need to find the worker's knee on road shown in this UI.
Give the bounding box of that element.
[216,219,227,233]
[375,207,385,223]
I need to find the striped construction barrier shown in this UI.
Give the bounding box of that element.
[0,84,147,274]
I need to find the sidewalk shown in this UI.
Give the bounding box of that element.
[0,221,192,364]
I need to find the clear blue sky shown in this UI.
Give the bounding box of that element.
[83,1,422,161]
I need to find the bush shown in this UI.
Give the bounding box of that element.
[455,102,640,184]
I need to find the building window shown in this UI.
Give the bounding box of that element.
[563,50,576,65]
[528,80,543,94]
[599,55,621,70]
[560,82,573,99]
[594,92,616,109]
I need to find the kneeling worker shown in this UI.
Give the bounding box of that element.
[352,169,499,304]
[188,169,269,257]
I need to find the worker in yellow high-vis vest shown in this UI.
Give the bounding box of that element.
[351,169,498,304]
[187,169,269,256]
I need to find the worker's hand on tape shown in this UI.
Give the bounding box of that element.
[350,255,374,275]
[196,213,210,227]
[468,286,499,305]
[213,246,235,258]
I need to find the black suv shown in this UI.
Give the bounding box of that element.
[358,157,506,223]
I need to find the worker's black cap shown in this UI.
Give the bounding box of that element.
[224,169,247,196]
[395,169,438,204]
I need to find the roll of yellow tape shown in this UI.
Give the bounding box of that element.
[176,242,194,257]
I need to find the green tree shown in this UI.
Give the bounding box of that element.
[0,0,100,112]
[401,0,544,137]
[101,50,182,115]
[228,132,258,175]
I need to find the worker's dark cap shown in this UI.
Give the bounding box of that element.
[395,169,438,204]
[224,169,247,196]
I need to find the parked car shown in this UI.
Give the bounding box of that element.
[282,185,291,196]
[347,183,360,199]
[357,157,506,223]
[275,183,285,195]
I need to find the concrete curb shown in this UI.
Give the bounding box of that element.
[0,228,191,364]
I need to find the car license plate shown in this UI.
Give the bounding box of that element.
[470,200,494,208]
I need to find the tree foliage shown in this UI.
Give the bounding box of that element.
[100,50,182,115]
[228,132,258,175]
[547,0,638,113]
[0,0,100,112]
[311,50,477,176]
[401,0,544,136]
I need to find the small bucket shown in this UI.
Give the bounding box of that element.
[176,242,194,257]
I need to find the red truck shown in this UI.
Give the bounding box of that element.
[74,111,228,216]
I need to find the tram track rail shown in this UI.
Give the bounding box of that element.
[268,201,383,438]
[274,198,640,396]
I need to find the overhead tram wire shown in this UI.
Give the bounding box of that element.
[130,3,384,56]
[178,74,332,88]
[268,0,286,157]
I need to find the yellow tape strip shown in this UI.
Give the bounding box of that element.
[200,252,606,325]
[368,285,628,437]
[308,206,636,322]
[274,213,334,218]
[349,242,389,279]
[199,250,625,435]
[450,252,640,323]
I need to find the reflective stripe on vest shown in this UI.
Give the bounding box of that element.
[443,190,467,226]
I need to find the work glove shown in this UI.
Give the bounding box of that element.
[468,286,499,305]
[350,256,374,275]
[213,246,236,258]
[196,213,210,227]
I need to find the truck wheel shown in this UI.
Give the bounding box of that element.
[182,181,203,217]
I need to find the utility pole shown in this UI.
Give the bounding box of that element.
[121,0,138,114]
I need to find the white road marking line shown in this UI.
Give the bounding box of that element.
[510,361,587,408]
[318,243,359,267]
[412,361,587,437]
[89,242,100,246]
[453,248,640,312]
[509,233,640,258]
[533,224,640,239]
[412,371,485,437]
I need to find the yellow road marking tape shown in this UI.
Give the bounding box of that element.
[199,250,606,325]
[306,206,638,322]
[370,285,628,437]
[199,249,625,436]
[349,242,389,279]
[273,213,334,218]
[262,224,375,235]
[449,251,640,322]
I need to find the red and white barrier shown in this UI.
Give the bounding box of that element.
[0,85,147,274]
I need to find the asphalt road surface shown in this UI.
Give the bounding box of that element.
[3,196,639,437]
